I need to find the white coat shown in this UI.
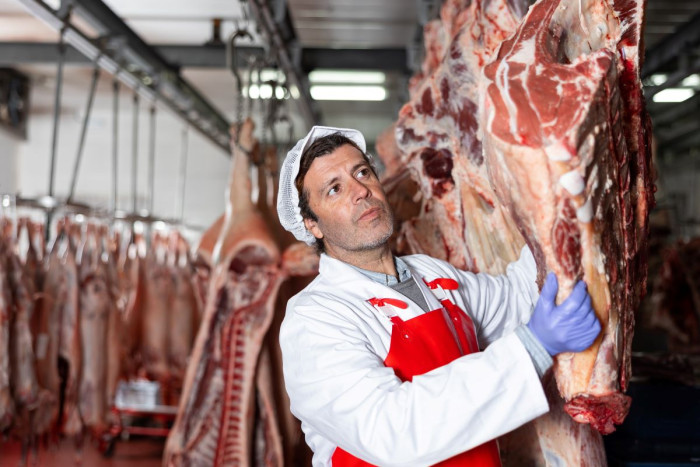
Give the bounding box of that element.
[279,246,550,467]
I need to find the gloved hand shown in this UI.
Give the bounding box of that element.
[527,272,601,356]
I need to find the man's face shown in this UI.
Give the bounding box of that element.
[302,144,394,255]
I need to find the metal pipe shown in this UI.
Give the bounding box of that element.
[132,92,139,213]
[111,78,119,212]
[15,0,231,153]
[177,126,189,221]
[67,64,100,202]
[48,31,66,199]
[246,0,318,126]
[148,105,156,214]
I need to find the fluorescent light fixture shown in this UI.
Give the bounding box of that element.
[310,85,387,101]
[244,84,289,99]
[652,88,694,103]
[309,70,386,84]
[648,73,667,86]
[43,0,61,9]
[290,85,300,99]
[259,69,285,83]
[681,74,700,87]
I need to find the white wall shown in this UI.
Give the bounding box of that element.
[0,127,18,194]
[15,73,231,233]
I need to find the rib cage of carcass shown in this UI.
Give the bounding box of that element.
[380,0,653,443]
[164,122,319,467]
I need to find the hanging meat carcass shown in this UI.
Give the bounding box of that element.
[141,231,174,388]
[378,0,653,463]
[119,231,146,378]
[164,120,285,466]
[0,222,15,432]
[166,232,200,405]
[76,223,116,435]
[6,221,52,440]
[481,0,652,433]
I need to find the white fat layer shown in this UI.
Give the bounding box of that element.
[544,140,572,161]
[577,198,593,223]
[508,37,536,64]
[559,170,585,196]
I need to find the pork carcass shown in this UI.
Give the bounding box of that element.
[119,231,146,378]
[164,120,284,466]
[379,0,653,463]
[31,221,68,435]
[76,224,113,435]
[141,232,174,385]
[57,220,83,436]
[166,232,200,405]
[0,223,15,432]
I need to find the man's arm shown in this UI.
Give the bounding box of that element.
[447,245,540,346]
[280,296,549,467]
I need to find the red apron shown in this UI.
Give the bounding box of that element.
[331,278,501,466]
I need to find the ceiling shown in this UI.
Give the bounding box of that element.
[1,0,699,150]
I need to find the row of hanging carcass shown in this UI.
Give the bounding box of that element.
[0,215,206,442]
[0,121,320,466]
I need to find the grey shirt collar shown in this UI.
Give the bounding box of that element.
[346,256,412,286]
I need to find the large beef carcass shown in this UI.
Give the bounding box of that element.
[481,0,652,433]
[378,0,653,463]
[389,0,529,274]
[648,238,700,352]
[164,121,284,466]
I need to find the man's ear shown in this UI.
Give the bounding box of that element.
[304,218,323,240]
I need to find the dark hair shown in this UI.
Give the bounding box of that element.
[295,132,375,254]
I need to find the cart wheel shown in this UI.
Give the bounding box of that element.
[100,437,116,458]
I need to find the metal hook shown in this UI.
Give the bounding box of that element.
[226,26,253,133]
[68,59,101,203]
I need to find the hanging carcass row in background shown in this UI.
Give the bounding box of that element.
[164,119,319,467]
[377,0,654,464]
[0,210,202,459]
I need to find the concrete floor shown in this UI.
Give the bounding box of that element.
[0,437,165,467]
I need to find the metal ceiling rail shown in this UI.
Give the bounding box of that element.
[16,0,231,153]
[642,11,700,79]
[246,0,320,126]
[0,42,410,72]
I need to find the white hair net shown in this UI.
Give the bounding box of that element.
[277,125,367,245]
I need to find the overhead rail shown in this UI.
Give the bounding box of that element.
[246,0,320,126]
[17,0,232,153]
[0,42,408,71]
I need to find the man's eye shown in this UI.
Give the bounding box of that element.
[328,185,339,196]
[357,168,369,178]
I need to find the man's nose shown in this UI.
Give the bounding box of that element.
[350,178,371,203]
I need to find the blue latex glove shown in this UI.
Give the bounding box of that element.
[527,272,601,356]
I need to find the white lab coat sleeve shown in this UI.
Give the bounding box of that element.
[449,245,540,346]
[280,295,549,467]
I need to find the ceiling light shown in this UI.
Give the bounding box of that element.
[652,88,694,103]
[648,73,667,86]
[681,74,700,87]
[244,84,289,100]
[309,70,386,84]
[310,85,387,101]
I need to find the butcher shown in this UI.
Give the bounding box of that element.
[276,125,601,466]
